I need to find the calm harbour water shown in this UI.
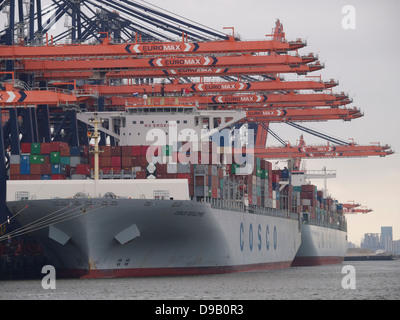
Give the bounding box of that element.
[0,260,399,300]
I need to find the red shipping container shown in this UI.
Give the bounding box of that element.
[140,145,149,156]
[135,171,146,179]
[81,146,89,158]
[131,146,142,156]
[211,187,218,198]
[100,146,112,157]
[50,141,61,152]
[140,156,148,166]
[100,167,111,174]
[177,173,193,184]
[121,146,132,156]
[211,175,218,188]
[76,164,91,175]
[51,175,66,180]
[301,184,316,193]
[40,163,51,174]
[60,145,70,157]
[110,146,121,156]
[189,184,194,197]
[30,164,42,175]
[164,173,177,179]
[100,156,112,167]
[21,143,31,154]
[40,143,51,155]
[195,175,205,185]
[10,164,20,175]
[157,163,167,174]
[272,174,280,183]
[131,156,141,166]
[111,156,121,167]
[121,156,132,167]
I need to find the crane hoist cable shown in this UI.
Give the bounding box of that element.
[286,122,351,146]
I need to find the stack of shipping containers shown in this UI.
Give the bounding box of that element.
[8,142,344,223]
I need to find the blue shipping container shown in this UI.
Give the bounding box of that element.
[51,164,66,174]
[20,164,31,174]
[20,155,30,165]
[70,146,81,157]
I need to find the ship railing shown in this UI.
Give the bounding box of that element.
[307,217,347,231]
[206,197,299,220]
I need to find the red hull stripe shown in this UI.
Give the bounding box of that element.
[291,256,344,267]
[57,261,293,279]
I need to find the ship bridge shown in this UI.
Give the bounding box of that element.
[77,105,247,146]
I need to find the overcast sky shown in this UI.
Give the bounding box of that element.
[145,0,400,245]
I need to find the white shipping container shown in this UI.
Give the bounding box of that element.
[10,155,20,164]
[70,156,88,167]
[167,163,178,173]
[302,199,311,206]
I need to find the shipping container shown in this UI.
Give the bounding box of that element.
[40,143,51,155]
[21,143,31,154]
[20,164,30,175]
[31,143,41,155]
[110,146,121,156]
[51,175,66,180]
[20,155,30,165]
[135,171,146,179]
[9,164,20,175]
[76,164,91,176]
[30,164,42,175]
[131,146,142,156]
[59,145,70,157]
[100,146,112,157]
[50,152,60,164]
[10,155,20,164]
[111,156,121,167]
[51,164,66,174]
[69,146,81,157]
[40,164,51,175]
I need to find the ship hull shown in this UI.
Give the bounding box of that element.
[8,198,301,278]
[291,222,347,267]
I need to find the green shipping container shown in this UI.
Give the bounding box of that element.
[162,145,172,156]
[231,163,240,174]
[256,157,261,168]
[50,152,60,164]
[60,156,70,165]
[208,187,212,197]
[220,179,224,189]
[261,169,268,179]
[30,155,45,164]
[256,168,262,177]
[31,143,41,155]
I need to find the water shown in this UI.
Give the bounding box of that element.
[0,260,399,300]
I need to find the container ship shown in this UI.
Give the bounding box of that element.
[290,171,347,266]
[5,106,307,278]
[2,3,392,278]
[4,105,348,278]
